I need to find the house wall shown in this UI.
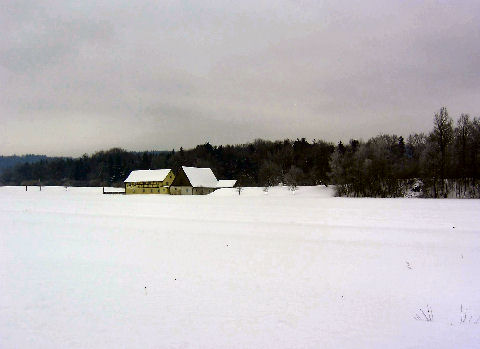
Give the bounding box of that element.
[125,171,175,194]
[169,186,193,195]
[170,168,193,195]
[170,169,190,186]
[126,183,169,194]
[193,187,216,195]
[169,186,216,195]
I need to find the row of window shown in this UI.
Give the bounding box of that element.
[130,187,214,194]
[131,188,167,193]
[127,181,170,188]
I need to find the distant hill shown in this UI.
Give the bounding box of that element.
[0,155,48,174]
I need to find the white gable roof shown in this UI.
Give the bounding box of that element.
[124,169,172,183]
[216,180,237,188]
[182,166,218,188]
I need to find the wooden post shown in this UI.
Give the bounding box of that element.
[25,185,27,191]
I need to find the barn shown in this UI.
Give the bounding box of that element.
[124,169,175,194]
[170,166,236,195]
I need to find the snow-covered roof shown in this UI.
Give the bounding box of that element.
[124,169,172,183]
[182,166,218,188]
[216,180,237,188]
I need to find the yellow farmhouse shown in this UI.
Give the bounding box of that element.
[124,169,175,194]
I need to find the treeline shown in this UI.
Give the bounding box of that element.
[330,108,480,198]
[1,107,479,198]
[0,140,334,188]
[0,154,48,174]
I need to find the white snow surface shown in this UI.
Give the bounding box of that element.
[182,166,218,188]
[1,185,480,348]
[124,169,171,183]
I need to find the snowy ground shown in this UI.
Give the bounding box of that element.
[1,186,479,348]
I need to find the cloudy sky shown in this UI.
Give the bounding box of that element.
[1,0,479,156]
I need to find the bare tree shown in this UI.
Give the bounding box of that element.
[432,107,453,197]
[258,160,282,187]
[455,114,472,195]
[284,165,303,192]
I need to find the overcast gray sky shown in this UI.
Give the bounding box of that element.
[1,0,479,156]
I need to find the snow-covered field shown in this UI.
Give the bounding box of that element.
[1,186,479,348]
